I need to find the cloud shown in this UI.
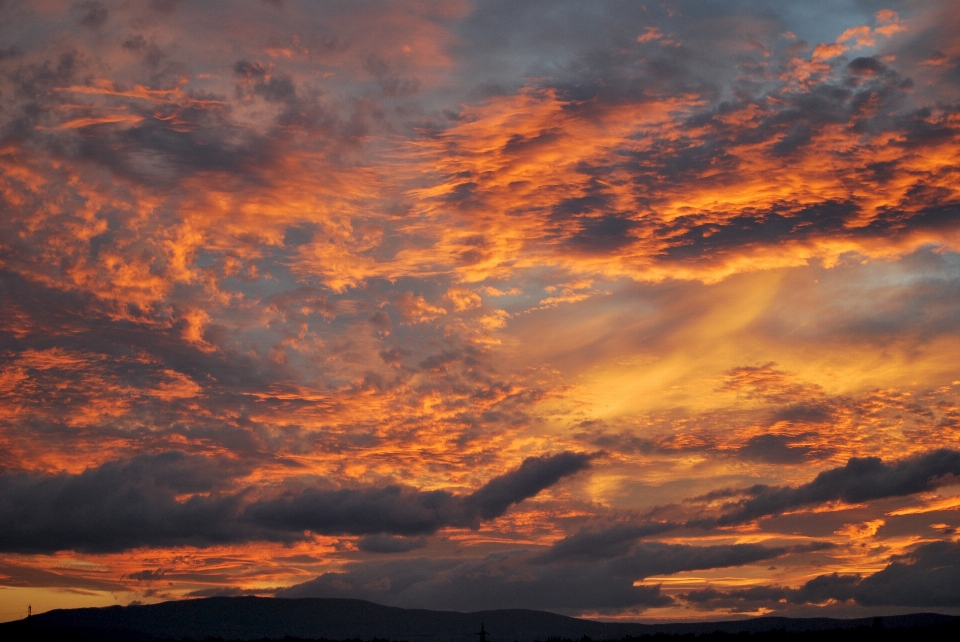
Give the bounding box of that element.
[245,451,593,535]
[125,568,165,582]
[243,485,463,537]
[356,534,428,553]
[73,1,108,29]
[681,540,960,610]
[536,522,678,562]
[616,541,787,580]
[185,586,261,598]
[0,559,127,591]
[699,449,960,527]
[0,453,259,553]
[408,29,960,286]
[463,451,593,520]
[736,434,821,464]
[680,572,861,612]
[277,541,786,612]
[394,292,448,324]
[855,540,960,607]
[0,451,590,553]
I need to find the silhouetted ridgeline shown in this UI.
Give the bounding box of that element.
[1,597,958,642]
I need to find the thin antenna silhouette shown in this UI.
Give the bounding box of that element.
[477,623,488,642]
[27,604,32,618]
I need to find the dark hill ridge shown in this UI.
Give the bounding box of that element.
[1,597,958,642]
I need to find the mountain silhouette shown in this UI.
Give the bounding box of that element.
[1,597,958,641]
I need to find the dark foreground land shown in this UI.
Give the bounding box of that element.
[1,597,958,642]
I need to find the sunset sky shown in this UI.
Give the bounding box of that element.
[2,0,960,623]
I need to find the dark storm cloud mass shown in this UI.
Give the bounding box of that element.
[681,574,860,612]
[659,202,855,262]
[74,117,278,186]
[277,541,786,611]
[0,453,257,553]
[243,485,463,537]
[682,541,960,610]
[245,451,593,534]
[528,449,960,559]
[855,540,960,606]
[536,522,679,562]
[567,215,640,253]
[463,451,593,520]
[0,452,590,553]
[699,449,960,527]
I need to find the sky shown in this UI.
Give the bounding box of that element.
[1,0,960,624]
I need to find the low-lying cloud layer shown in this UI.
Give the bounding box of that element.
[276,542,788,612]
[699,449,960,527]
[0,452,591,553]
[683,540,960,610]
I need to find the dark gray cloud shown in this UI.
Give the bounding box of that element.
[394,554,673,612]
[73,1,108,29]
[363,55,421,98]
[616,541,788,580]
[185,586,260,598]
[567,215,640,253]
[458,0,740,107]
[125,568,165,582]
[235,60,298,103]
[551,449,960,544]
[681,573,860,612]
[356,534,428,553]
[736,434,822,464]
[698,449,960,527]
[245,451,593,534]
[0,451,590,553]
[855,540,960,606]
[282,560,670,612]
[0,453,261,553]
[243,485,463,537]
[681,540,960,610]
[770,403,836,424]
[277,541,786,612]
[6,51,77,106]
[660,202,855,263]
[0,39,358,188]
[536,522,678,562]
[70,111,280,186]
[463,451,593,520]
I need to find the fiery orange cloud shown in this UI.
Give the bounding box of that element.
[2,0,960,624]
